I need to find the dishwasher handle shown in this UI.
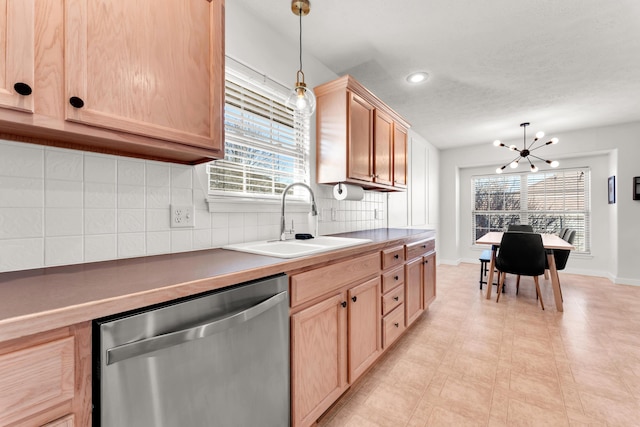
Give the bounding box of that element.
[106,290,287,365]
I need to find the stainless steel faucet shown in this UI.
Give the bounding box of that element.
[280,182,318,241]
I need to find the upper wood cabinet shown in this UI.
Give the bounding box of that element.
[393,124,408,188]
[315,75,410,191]
[0,0,35,113]
[0,0,224,164]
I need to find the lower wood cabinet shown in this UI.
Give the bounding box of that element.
[291,293,348,427]
[42,414,75,427]
[347,277,382,382]
[405,238,437,327]
[290,276,381,427]
[0,323,91,427]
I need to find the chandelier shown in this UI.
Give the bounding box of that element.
[494,122,559,174]
[286,0,316,116]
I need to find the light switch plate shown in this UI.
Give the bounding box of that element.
[170,205,195,228]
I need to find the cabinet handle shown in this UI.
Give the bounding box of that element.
[394,254,399,259]
[341,301,347,308]
[69,96,85,108]
[351,296,357,303]
[394,275,399,281]
[394,322,399,328]
[393,296,399,301]
[14,82,32,96]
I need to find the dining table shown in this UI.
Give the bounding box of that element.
[475,231,575,312]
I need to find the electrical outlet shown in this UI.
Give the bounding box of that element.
[331,208,337,221]
[374,208,384,220]
[170,205,195,228]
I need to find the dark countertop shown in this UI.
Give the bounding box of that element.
[0,228,435,342]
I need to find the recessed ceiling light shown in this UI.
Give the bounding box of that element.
[406,71,429,84]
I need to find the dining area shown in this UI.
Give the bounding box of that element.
[476,225,576,312]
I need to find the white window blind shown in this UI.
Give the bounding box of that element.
[208,60,310,199]
[472,168,590,253]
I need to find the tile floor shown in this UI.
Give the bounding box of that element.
[317,263,640,426]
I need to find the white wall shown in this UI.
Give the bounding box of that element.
[439,121,640,286]
[388,130,440,234]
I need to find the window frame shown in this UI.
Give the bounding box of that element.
[207,58,311,203]
[471,168,591,254]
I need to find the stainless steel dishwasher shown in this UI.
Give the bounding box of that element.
[93,274,289,427]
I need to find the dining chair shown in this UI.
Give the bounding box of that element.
[546,229,576,301]
[495,231,546,309]
[558,227,569,240]
[507,224,534,232]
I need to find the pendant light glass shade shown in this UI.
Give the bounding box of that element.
[286,71,316,116]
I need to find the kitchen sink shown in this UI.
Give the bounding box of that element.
[222,236,372,259]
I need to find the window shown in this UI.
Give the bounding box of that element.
[472,168,590,253]
[208,59,310,199]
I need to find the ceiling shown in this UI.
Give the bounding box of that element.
[233,0,640,149]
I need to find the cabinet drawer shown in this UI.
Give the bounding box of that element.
[0,337,75,426]
[381,266,404,293]
[405,238,435,260]
[381,246,404,270]
[382,286,404,315]
[290,252,380,307]
[382,304,406,348]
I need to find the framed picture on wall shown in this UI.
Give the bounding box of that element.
[608,176,616,204]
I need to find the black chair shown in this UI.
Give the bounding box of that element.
[507,224,534,232]
[479,249,501,290]
[495,231,546,309]
[546,229,576,301]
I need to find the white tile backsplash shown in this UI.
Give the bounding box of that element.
[0,176,43,207]
[46,180,83,208]
[45,149,83,181]
[85,155,116,183]
[0,140,388,273]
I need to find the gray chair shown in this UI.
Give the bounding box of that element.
[558,227,569,240]
[495,231,546,309]
[507,224,534,232]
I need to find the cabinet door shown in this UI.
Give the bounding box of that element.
[373,110,393,185]
[423,252,436,307]
[0,0,35,113]
[347,92,374,182]
[393,124,408,188]
[64,0,223,151]
[291,293,348,427]
[348,277,381,382]
[405,257,424,326]
[42,414,74,427]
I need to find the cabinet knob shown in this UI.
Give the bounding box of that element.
[394,322,399,328]
[422,244,427,248]
[341,301,347,308]
[424,260,429,264]
[351,296,357,303]
[69,96,85,108]
[393,296,399,301]
[394,254,399,259]
[394,275,399,281]
[14,82,32,96]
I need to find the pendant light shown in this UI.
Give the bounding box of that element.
[286,0,316,116]
[494,122,559,174]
